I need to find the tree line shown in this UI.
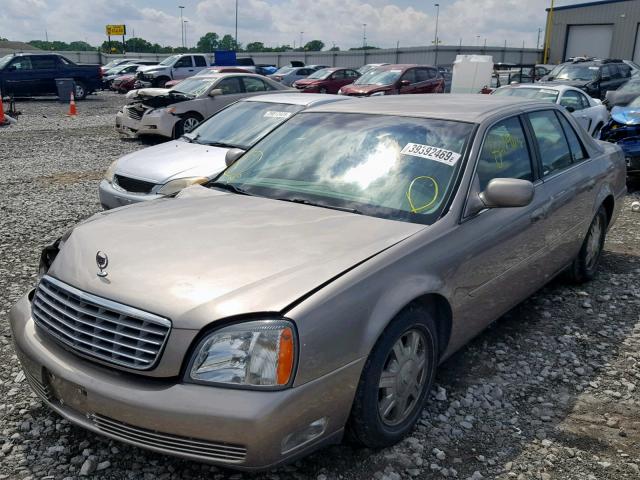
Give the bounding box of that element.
[24,33,379,54]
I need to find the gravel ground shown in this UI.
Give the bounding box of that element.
[0,92,639,480]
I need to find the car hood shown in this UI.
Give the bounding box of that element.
[341,84,390,95]
[115,140,228,183]
[611,105,640,125]
[137,64,162,73]
[126,88,170,100]
[605,90,636,107]
[49,191,423,329]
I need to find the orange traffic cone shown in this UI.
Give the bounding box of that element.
[68,91,77,116]
[0,88,5,125]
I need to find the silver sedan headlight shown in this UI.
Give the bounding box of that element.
[189,320,296,388]
[157,177,208,195]
[104,160,118,183]
[369,91,386,96]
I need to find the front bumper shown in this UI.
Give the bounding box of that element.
[98,179,164,210]
[115,110,176,138]
[10,292,359,470]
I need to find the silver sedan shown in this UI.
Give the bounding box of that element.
[11,95,626,470]
[115,73,293,139]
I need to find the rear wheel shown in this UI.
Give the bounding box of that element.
[74,81,87,100]
[347,306,438,448]
[153,77,170,88]
[565,206,607,283]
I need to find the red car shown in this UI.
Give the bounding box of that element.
[292,68,361,93]
[111,74,137,93]
[338,64,444,97]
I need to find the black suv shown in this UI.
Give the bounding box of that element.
[539,59,632,99]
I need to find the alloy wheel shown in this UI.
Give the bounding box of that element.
[183,117,200,133]
[378,329,427,427]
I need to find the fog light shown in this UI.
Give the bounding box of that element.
[281,417,327,454]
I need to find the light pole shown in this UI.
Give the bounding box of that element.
[476,35,480,46]
[184,20,189,49]
[363,23,367,48]
[300,31,304,50]
[433,3,440,66]
[178,6,185,48]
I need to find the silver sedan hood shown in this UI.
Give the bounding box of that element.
[115,140,228,183]
[49,192,423,329]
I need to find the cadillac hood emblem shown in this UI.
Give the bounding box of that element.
[96,251,109,277]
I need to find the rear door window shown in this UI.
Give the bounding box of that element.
[556,112,588,163]
[31,56,57,69]
[528,110,573,175]
[194,56,207,67]
[243,77,268,92]
[476,116,534,190]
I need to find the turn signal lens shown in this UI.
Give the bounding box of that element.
[277,327,294,385]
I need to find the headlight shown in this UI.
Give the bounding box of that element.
[189,320,296,388]
[337,88,344,95]
[104,160,118,183]
[157,177,208,195]
[164,106,177,114]
[369,91,386,96]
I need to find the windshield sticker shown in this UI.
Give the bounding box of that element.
[264,111,292,119]
[401,143,461,167]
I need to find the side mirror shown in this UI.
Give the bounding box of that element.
[208,88,223,97]
[400,79,411,87]
[565,105,575,112]
[225,148,246,167]
[479,178,534,208]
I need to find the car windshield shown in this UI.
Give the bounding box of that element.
[307,69,333,80]
[493,87,559,102]
[160,55,179,66]
[187,101,304,149]
[214,113,474,224]
[618,79,640,93]
[552,64,598,81]
[170,78,217,96]
[355,69,402,86]
[275,67,295,75]
[0,55,14,69]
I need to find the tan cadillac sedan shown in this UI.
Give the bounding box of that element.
[10,95,626,470]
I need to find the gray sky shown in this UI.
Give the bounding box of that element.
[1,0,583,49]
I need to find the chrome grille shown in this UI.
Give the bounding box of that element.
[23,368,52,401]
[32,276,171,370]
[125,105,145,120]
[91,414,247,463]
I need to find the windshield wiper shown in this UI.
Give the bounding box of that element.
[200,141,244,149]
[182,133,201,143]
[277,197,362,214]
[207,181,252,195]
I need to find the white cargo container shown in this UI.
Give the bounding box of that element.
[451,55,493,94]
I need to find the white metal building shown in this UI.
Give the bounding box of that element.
[546,0,640,63]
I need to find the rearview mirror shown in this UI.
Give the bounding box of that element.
[479,178,534,208]
[208,88,223,97]
[225,148,246,167]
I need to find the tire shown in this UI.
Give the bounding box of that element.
[565,205,608,283]
[347,306,438,448]
[74,81,87,100]
[153,77,170,88]
[174,112,203,138]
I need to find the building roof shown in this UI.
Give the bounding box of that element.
[305,94,550,123]
[547,0,633,12]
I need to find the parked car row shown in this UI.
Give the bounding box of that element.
[11,92,626,472]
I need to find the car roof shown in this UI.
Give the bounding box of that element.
[500,83,580,93]
[192,72,266,79]
[241,93,347,107]
[304,94,553,123]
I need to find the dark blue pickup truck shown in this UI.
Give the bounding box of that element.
[0,53,102,100]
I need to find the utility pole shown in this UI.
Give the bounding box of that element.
[434,3,440,66]
[235,0,238,50]
[543,0,554,63]
[179,5,185,48]
[363,23,367,48]
[300,31,304,50]
[184,20,189,49]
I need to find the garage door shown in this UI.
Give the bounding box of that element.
[565,24,613,60]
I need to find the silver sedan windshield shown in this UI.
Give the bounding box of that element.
[216,113,474,224]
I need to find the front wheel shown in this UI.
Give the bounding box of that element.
[565,206,607,283]
[347,306,438,448]
[319,87,328,94]
[174,112,203,138]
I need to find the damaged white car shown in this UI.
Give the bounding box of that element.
[115,73,293,139]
